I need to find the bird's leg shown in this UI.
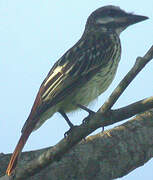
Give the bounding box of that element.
[59,110,78,137]
[76,104,95,125]
[76,104,104,132]
[59,110,74,128]
[76,104,95,115]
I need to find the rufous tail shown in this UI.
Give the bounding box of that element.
[6,127,33,176]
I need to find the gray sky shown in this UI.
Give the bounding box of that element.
[1,0,153,179]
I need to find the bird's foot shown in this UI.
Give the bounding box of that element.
[76,104,95,115]
[77,104,96,124]
[64,125,78,138]
[77,104,105,132]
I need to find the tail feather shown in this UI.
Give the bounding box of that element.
[6,127,33,176]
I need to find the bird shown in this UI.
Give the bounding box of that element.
[6,5,148,176]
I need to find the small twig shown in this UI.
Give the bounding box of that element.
[114,96,153,119]
[105,96,153,125]
[99,45,153,113]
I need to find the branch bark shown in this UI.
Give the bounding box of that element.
[1,109,153,180]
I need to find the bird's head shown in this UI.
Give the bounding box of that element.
[86,6,148,35]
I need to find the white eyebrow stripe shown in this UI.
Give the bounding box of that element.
[96,17,114,24]
[96,17,125,24]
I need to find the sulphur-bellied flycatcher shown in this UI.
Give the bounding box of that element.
[6,5,148,176]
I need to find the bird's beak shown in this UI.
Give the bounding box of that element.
[126,14,149,25]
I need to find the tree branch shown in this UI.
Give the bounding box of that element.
[2,44,153,180]
[2,45,153,179]
[1,109,153,180]
[0,94,152,180]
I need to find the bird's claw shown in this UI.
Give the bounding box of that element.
[64,125,78,138]
[82,110,96,124]
[82,117,88,124]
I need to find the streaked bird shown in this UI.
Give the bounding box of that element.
[6,5,148,176]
